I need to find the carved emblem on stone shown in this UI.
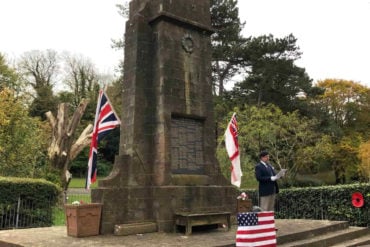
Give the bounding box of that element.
[182,34,194,53]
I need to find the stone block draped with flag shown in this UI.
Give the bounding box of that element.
[236,211,277,247]
[224,112,242,187]
[85,90,121,189]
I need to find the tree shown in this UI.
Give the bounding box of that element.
[62,53,100,109]
[332,135,362,184]
[231,34,317,114]
[0,53,20,91]
[111,1,129,49]
[111,1,129,78]
[17,50,59,119]
[217,104,331,187]
[315,79,370,132]
[210,0,246,96]
[313,79,370,183]
[56,56,121,182]
[46,99,92,199]
[358,140,370,182]
[105,79,123,118]
[0,88,48,177]
[46,85,121,196]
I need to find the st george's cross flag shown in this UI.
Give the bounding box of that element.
[236,211,277,247]
[224,112,242,187]
[85,90,121,189]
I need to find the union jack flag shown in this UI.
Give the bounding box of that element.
[224,112,242,187]
[85,90,121,189]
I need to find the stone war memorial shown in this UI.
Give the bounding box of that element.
[91,0,238,235]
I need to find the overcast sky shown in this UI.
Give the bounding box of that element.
[1,0,369,87]
[0,0,123,75]
[238,0,370,87]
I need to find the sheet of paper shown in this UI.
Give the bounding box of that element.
[276,169,288,179]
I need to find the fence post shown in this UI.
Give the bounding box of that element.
[16,196,21,229]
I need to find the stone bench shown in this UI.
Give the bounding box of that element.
[174,211,231,235]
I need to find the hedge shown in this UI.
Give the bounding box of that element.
[244,183,370,227]
[0,176,61,229]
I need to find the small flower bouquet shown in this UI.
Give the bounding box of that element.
[236,192,252,212]
[237,192,248,200]
[71,200,85,205]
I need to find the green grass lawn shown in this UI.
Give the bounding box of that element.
[69,177,99,188]
[53,207,65,226]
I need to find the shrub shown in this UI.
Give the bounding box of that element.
[0,176,60,229]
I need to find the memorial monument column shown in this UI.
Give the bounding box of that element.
[92,0,238,234]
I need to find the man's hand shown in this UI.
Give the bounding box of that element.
[271,176,278,181]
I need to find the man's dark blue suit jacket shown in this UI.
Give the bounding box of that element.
[255,162,279,197]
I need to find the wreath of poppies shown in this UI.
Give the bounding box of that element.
[351,192,364,208]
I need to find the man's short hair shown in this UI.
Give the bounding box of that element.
[259,151,269,158]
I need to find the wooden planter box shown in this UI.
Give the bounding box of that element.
[65,203,102,237]
[237,199,252,212]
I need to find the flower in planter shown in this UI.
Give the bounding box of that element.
[72,201,81,205]
[237,192,248,200]
[71,200,85,205]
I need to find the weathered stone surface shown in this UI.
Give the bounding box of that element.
[92,0,238,234]
[114,222,157,236]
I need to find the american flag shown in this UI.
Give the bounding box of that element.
[236,211,276,247]
[224,112,242,187]
[85,90,121,189]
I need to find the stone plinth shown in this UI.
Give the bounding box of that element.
[92,185,237,234]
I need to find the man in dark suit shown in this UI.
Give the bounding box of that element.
[255,151,283,211]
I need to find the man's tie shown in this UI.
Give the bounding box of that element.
[267,164,274,176]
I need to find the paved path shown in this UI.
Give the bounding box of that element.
[0,219,342,247]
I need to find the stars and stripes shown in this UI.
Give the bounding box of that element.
[236,211,277,247]
[224,112,242,187]
[85,89,120,189]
